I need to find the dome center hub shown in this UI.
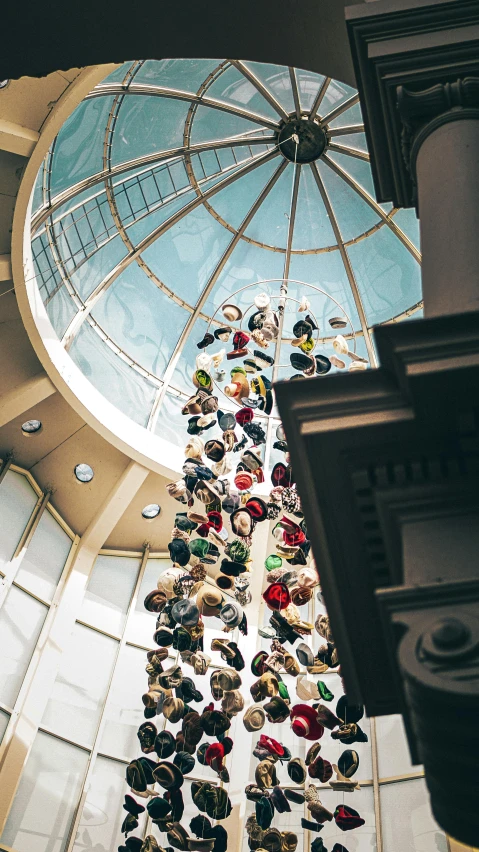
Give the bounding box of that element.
[278,117,327,163]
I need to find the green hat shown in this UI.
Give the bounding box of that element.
[228,539,250,564]
[265,554,282,572]
[189,538,209,558]
[317,681,334,702]
[277,681,290,702]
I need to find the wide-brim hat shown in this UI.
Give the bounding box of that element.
[296,564,318,589]
[171,599,200,627]
[296,674,320,701]
[222,303,243,322]
[243,705,266,732]
[147,795,172,821]
[144,589,168,613]
[219,600,244,627]
[124,795,146,818]
[296,642,315,667]
[245,496,268,522]
[315,355,331,375]
[196,585,223,617]
[162,696,185,723]
[290,704,325,741]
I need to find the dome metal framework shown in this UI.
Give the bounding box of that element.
[29,59,422,447]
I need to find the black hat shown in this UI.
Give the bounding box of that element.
[254,350,274,368]
[125,839,143,852]
[153,760,184,790]
[190,815,212,837]
[290,351,314,372]
[336,695,364,723]
[137,721,157,753]
[315,354,331,375]
[177,677,203,704]
[174,751,195,775]
[214,326,232,342]
[338,749,359,778]
[293,320,313,338]
[255,795,274,830]
[197,333,215,349]
[155,730,176,759]
[301,819,323,833]
[208,825,228,852]
[284,789,305,804]
[147,795,172,821]
[168,539,190,567]
[121,813,138,835]
[123,795,145,817]
[287,757,306,784]
[248,310,266,331]
[175,512,197,533]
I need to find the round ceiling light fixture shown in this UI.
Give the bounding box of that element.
[0,80,10,90]
[21,419,42,436]
[142,503,161,520]
[74,463,94,483]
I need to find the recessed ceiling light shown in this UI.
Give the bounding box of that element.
[74,463,94,483]
[21,419,42,436]
[0,80,10,90]
[142,503,161,520]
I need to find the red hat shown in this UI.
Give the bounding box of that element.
[308,755,333,782]
[234,471,254,491]
[271,463,293,488]
[205,742,225,771]
[235,407,254,426]
[334,805,365,832]
[258,734,284,758]
[207,511,223,532]
[263,582,290,611]
[196,523,211,538]
[233,331,250,350]
[290,704,325,741]
[281,516,306,547]
[245,497,268,522]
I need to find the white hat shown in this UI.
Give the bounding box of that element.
[222,304,242,322]
[296,675,320,701]
[254,292,271,310]
[157,567,187,598]
[333,335,349,355]
[330,355,346,369]
[349,361,367,372]
[298,296,310,312]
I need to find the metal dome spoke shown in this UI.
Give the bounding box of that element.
[309,76,331,119]
[328,142,370,162]
[289,68,302,120]
[87,82,279,130]
[310,162,377,367]
[229,60,289,122]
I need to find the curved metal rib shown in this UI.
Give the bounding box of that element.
[328,142,370,162]
[147,157,289,429]
[31,134,277,234]
[289,68,301,120]
[322,154,422,263]
[309,77,331,119]
[310,162,377,367]
[320,93,360,127]
[229,61,289,121]
[61,147,280,349]
[87,83,279,130]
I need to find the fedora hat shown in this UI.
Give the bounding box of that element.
[222,303,242,322]
[196,586,223,617]
[243,705,266,732]
[171,599,200,627]
[287,757,306,784]
[219,600,244,627]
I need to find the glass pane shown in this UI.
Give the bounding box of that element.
[155,389,195,449]
[391,207,421,250]
[126,557,170,648]
[68,234,128,302]
[80,554,141,636]
[201,239,286,317]
[111,96,191,166]
[206,65,279,121]
[91,264,190,380]
[0,470,38,575]
[376,714,421,778]
[320,77,357,118]
[134,59,221,93]
[208,157,279,230]
[292,166,337,250]
[98,643,146,761]
[42,623,118,747]
[142,203,233,306]
[317,158,381,243]
[348,224,422,325]
[1,731,89,852]
[243,164,293,248]
[190,104,266,145]
[69,321,157,427]
[72,755,147,852]
[296,69,326,112]
[242,62,295,114]
[316,785,376,852]
[0,586,47,708]
[381,778,447,852]
[0,708,10,744]
[45,284,77,339]
[50,96,116,196]
[16,509,72,602]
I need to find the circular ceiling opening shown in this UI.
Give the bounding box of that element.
[25,59,422,472]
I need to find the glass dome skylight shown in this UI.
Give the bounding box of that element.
[29,59,422,452]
